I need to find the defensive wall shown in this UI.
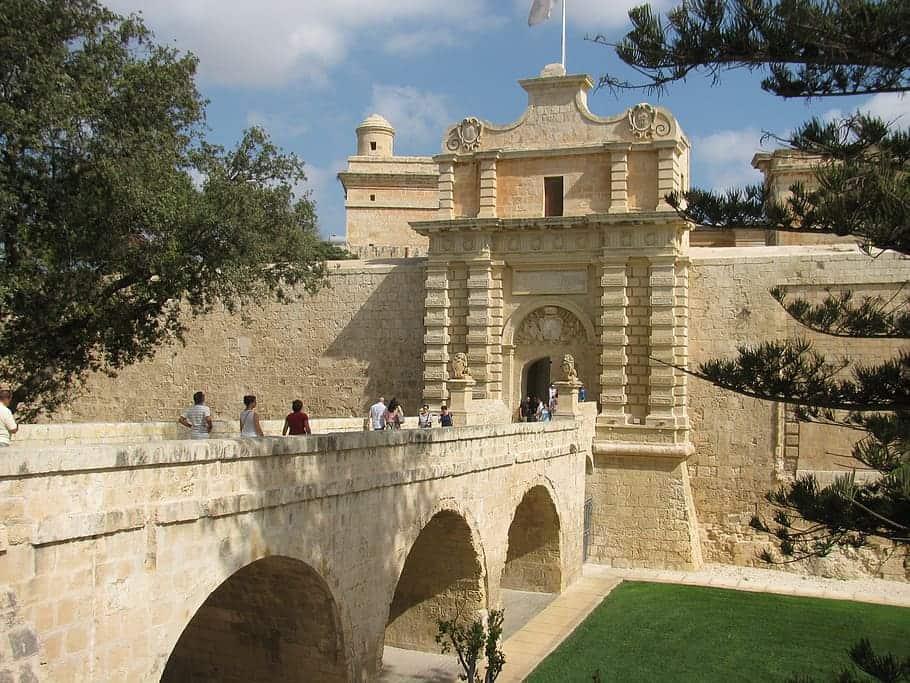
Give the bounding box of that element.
[0,421,586,681]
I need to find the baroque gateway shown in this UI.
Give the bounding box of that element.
[1,65,906,680]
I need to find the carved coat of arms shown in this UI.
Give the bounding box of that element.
[628,103,670,139]
[446,117,484,152]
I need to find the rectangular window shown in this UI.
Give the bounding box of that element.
[544,176,564,217]
[370,141,377,151]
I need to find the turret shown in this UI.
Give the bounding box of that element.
[356,114,395,156]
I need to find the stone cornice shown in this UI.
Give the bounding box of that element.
[337,171,438,190]
[411,212,690,235]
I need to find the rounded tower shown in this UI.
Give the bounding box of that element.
[356,114,395,156]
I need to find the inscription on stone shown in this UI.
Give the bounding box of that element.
[513,269,587,295]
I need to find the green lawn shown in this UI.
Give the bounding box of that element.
[527,581,910,682]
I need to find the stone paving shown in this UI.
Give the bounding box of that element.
[381,563,910,682]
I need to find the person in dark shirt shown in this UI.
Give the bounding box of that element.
[439,405,454,427]
[283,399,312,435]
[519,395,530,422]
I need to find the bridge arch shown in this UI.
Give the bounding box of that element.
[501,480,563,593]
[161,555,348,682]
[385,500,488,652]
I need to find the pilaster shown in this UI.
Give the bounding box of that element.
[437,156,455,219]
[423,261,451,405]
[656,145,678,211]
[478,154,498,219]
[598,260,629,423]
[609,148,629,213]
[465,258,498,399]
[645,257,677,427]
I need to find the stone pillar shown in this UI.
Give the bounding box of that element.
[465,259,497,399]
[554,380,582,420]
[646,257,677,427]
[437,157,455,219]
[598,260,629,425]
[477,154,498,219]
[423,261,451,406]
[609,148,629,213]
[447,378,475,426]
[656,144,678,211]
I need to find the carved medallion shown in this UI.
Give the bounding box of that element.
[515,306,584,345]
[446,117,484,152]
[628,103,671,139]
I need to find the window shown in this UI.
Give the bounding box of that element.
[370,141,377,151]
[370,194,376,201]
[544,176,564,217]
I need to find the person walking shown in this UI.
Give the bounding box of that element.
[0,390,18,447]
[519,395,530,422]
[369,396,387,431]
[384,397,403,430]
[282,400,311,436]
[179,391,213,439]
[417,404,433,429]
[439,405,454,427]
[240,395,264,437]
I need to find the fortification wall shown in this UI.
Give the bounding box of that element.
[61,260,427,424]
[687,245,908,579]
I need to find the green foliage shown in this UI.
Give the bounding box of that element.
[602,0,910,560]
[788,638,910,682]
[436,609,505,683]
[0,0,328,417]
[528,582,910,682]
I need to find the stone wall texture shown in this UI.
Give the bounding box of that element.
[686,246,908,579]
[61,260,427,424]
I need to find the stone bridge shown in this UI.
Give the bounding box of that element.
[0,421,587,681]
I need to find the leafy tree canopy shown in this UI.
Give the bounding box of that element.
[1,0,332,417]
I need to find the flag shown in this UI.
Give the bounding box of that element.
[528,0,557,26]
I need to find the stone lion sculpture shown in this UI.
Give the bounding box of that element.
[452,352,471,379]
[561,354,578,382]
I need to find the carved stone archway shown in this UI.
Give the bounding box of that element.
[503,303,598,414]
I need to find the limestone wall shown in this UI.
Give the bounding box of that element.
[687,245,908,579]
[60,260,427,424]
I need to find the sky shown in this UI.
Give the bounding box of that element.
[105,0,909,239]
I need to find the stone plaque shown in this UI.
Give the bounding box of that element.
[513,270,587,295]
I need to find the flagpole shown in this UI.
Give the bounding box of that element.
[561,0,566,69]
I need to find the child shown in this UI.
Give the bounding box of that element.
[283,399,312,436]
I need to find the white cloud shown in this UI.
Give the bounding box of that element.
[365,85,451,152]
[692,127,767,191]
[108,0,496,87]
[246,111,309,139]
[824,93,910,124]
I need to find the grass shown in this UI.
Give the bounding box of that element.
[527,581,910,682]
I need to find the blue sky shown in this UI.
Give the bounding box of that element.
[107,0,908,238]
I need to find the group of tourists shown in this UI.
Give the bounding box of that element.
[519,383,559,422]
[368,396,454,430]
[178,391,312,440]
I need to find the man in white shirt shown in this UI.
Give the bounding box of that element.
[369,397,387,431]
[179,391,213,439]
[0,390,18,447]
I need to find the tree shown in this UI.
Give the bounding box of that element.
[595,0,909,561]
[436,609,505,683]
[1,0,331,418]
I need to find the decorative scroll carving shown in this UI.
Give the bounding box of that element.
[515,306,584,345]
[446,117,484,152]
[451,352,471,379]
[628,103,671,139]
[561,354,578,382]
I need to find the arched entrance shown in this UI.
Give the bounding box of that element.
[501,486,561,593]
[386,510,486,652]
[524,356,551,406]
[162,556,347,682]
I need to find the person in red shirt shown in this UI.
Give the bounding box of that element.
[282,400,311,436]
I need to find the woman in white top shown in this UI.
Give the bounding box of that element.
[240,395,264,437]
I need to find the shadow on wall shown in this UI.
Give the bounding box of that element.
[322,264,426,417]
